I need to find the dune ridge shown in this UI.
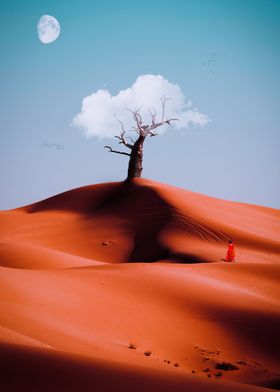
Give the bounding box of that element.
[2,178,279,264]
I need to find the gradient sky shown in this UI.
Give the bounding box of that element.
[1,0,279,209]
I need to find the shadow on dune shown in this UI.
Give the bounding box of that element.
[91,182,173,262]
[0,342,273,392]
[177,293,280,368]
[23,181,172,262]
[260,379,280,391]
[0,342,190,392]
[21,181,228,263]
[23,182,125,215]
[163,252,208,264]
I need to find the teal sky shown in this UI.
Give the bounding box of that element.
[1,0,279,209]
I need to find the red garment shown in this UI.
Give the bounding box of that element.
[226,243,236,262]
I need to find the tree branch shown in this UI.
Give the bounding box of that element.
[115,135,133,149]
[126,108,144,136]
[104,146,131,156]
[114,114,133,149]
[149,107,157,125]
[126,136,135,144]
[153,117,178,128]
[160,96,171,122]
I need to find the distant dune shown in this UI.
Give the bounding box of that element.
[0,179,279,391]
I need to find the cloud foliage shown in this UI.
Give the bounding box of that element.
[72,74,209,139]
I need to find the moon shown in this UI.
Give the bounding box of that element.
[37,15,60,44]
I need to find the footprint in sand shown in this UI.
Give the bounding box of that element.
[101,241,114,246]
[215,362,239,371]
[128,343,137,350]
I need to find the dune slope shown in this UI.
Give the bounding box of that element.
[0,179,279,391]
[1,178,279,264]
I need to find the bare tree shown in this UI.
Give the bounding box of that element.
[104,97,178,181]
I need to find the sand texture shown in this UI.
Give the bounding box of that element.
[0,179,279,391]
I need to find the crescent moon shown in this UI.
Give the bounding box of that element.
[37,15,60,44]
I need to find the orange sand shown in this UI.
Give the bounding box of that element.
[0,179,279,391]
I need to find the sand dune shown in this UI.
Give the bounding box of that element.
[0,179,279,391]
[2,179,279,264]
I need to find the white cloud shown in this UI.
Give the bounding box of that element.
[72,74,209,139]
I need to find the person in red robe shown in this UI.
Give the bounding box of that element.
[226,240,236,262]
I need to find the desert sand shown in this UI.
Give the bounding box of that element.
[0,178,279,391]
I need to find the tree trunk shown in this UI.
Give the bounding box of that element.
[126,135,146,180]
